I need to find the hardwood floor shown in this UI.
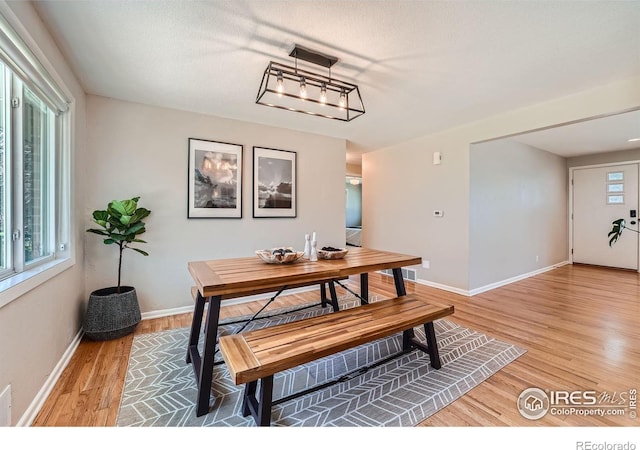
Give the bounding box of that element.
[32,264,639,427]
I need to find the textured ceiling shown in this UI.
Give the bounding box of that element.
[32,1,640,163]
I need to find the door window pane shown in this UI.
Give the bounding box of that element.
[607,172,624,182]
[607,183,624,193]
[23,87,52,263]
[607,195,624,205]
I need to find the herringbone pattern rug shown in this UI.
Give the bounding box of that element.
[116,299,525,426]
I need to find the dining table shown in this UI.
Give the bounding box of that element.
[186,246,422,417]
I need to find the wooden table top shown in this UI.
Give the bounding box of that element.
[188,247,422,298]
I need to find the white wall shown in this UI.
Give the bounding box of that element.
[0,1,86,425]
[363,75,640,292]
[85,96,346,314]
[469,140,567,290]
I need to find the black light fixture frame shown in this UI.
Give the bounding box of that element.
[256,45,365,122]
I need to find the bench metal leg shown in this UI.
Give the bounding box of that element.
[242,381,257,417]
[242,376,274,426]
[402,328,416,351]
[424,322,442,369]
[403,322,442,370]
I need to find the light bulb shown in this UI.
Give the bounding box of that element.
[338,89,346,109]
[299,77,307,98]
[276,71,284,96]
[320,83,327,104]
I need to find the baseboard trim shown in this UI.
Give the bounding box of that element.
[467,261,570,296]
[17,328,84,427]
[415,261,570,297]
[415,278,471,296]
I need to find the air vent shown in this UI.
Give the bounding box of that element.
[378,268,416,281]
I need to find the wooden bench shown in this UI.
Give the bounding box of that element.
[218,294,454,426]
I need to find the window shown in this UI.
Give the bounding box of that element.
[0,62,57,280]
[0,12,71,301]
[606,172,625,205]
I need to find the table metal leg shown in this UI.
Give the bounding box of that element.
[392,268,406,296]
[360,273,369,305]
[328,281,340,312]
[320,282,328,308]
[195,295,221,417]
[186,291,206,364]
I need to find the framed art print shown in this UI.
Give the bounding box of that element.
[188,138,243,218]
[253,146,297,218]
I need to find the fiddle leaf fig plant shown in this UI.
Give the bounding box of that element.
[87,196,151,292]
[608,218,639,246]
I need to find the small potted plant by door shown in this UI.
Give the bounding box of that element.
[83,196,151,341]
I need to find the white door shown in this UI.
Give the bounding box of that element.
[573,164,639,270]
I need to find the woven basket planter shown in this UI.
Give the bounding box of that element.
[83,286,141,341]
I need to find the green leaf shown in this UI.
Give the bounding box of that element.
[124,222,145,235]
[119,215,132,226]
[132,239,147,243]
[92,210,108,222]
[87,228,109,236]
[129,247,149,256]
[131,208,151,223]
[103,238,116,245]
[110,200,127,216]
[121,199,138,215]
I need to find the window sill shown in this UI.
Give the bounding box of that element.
[0,257,74,309]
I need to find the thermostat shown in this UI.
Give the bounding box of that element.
[433,210,444,217]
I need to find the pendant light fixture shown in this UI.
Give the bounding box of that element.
[256,44,365,122]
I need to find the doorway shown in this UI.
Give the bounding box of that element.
[346,176,362,247]
[572,163,639,270]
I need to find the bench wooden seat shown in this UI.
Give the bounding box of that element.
[218,294,454,426]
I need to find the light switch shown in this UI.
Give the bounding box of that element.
[433,210,444,217]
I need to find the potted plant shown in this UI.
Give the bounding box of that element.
[608,218,639,246]
[83,196,151,340]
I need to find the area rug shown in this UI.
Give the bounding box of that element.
[116,298,526,427]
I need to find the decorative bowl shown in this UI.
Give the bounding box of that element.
[317,247,349,260]
[256,248,305,264]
